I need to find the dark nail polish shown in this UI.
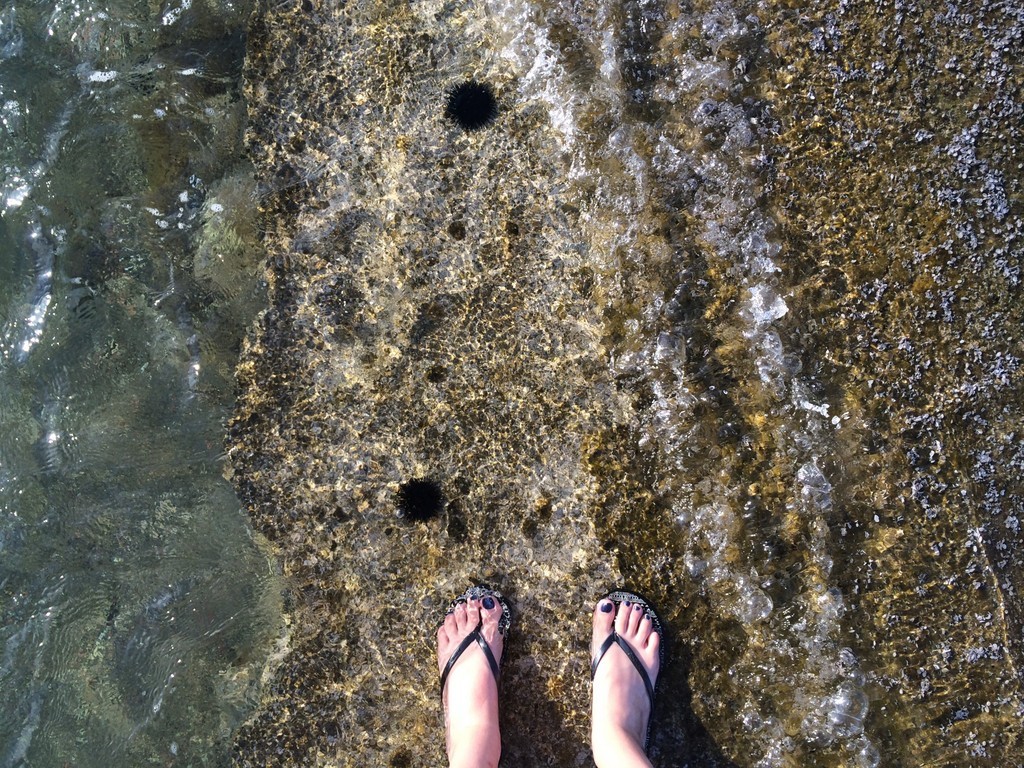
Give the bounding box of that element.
[482,596,495,610]
[600,601,613,613]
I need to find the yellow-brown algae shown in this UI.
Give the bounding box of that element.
[230,0,1024,765]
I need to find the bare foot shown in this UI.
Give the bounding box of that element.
[436,594,505,768]
[590,597,661,768]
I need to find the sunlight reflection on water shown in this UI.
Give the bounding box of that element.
[0,0,283,763]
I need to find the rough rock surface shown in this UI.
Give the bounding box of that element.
[230,0,1024,765]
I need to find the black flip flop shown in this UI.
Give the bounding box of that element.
[590,590,665,752]
[439,585,512,697]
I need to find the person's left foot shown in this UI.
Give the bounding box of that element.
[437,595,505,768]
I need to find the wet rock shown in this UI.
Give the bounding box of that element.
[231,0,1024,764]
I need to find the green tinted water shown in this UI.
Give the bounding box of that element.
[0,0,284,764]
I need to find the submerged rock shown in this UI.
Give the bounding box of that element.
[231,0,1024,765]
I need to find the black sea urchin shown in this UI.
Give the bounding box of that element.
[444,81,498,131]
[397,478,445,521]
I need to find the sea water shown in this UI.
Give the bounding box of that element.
[3,0,1023,765]
[0,0,283,764]
[229,0,1024,765]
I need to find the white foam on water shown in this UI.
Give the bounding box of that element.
[744,284,789,327]
[485,0,876,763]
[161,0,191,27]
[1,99,22,133]
[3,178,30,210]
[486,0,611,150]
[0,7,22,61]
[1,581,62,767]
[85,68,116,82]
[655,26,876,762]
[14,222,56,365]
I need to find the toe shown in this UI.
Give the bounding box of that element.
[592,598,615,649]
[646,625,661,655]
[593,598,615,629]
[625,602,643,635]
[441,610,458,639]
[453,601,469,632]
[633,611,654,645]
[614,601,632,634]
[479,594,502,628]
[437,611,460,674]
[465,598,481,630]
[477,594,506,662]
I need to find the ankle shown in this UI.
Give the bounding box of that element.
[446,703,500,768]
[592,697,648,747]
[591,722,651,768]
[448,734,500,768]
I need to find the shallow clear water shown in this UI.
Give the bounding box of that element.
[229,0,1024,765]
[0,0,283,764]
[4,0,1020,764]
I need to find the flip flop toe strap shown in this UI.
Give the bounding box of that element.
[590,631,656,708]
[439,623,500,696]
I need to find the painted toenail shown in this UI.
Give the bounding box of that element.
[482,596,495,610]
[600,601,613,613]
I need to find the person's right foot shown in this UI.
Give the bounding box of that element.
[590,597,661,768]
